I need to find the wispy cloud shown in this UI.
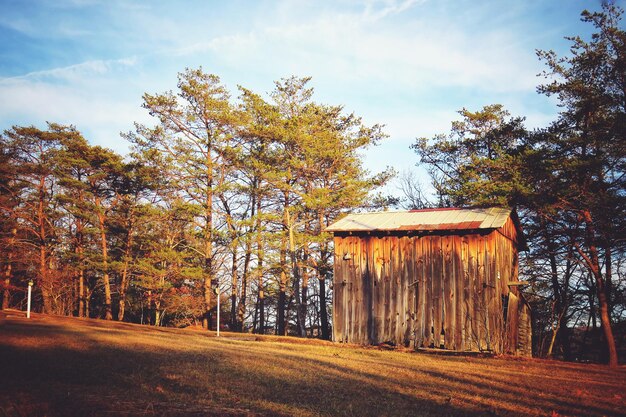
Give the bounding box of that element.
[0,0,586,176]
[0,57,146,153]
[362,0,426,22]
[0,17,37,36]
[174,4,539,95]
[1,58,138,84]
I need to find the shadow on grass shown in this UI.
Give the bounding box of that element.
[1,318,624,417]
[203,341,626,417]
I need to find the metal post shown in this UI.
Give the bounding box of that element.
[216,285,220,337]
[27,280,33,319]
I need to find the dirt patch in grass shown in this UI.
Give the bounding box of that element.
[1,314,624,417]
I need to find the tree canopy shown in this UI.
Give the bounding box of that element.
[413,4,625,366]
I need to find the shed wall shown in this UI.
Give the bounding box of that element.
[332,227,527,354]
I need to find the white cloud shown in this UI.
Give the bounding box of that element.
[0,57,146,153]
[0,0,566,173]
[2,58,138,84]
[0,17,36,36]
[362,0,426,22]
[174,3,540,96]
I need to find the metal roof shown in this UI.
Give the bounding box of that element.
[325,207,513,233]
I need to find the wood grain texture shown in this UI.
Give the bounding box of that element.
[332,214,529,355]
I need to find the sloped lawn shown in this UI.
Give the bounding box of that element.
[0,313,624,417]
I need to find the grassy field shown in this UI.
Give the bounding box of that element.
[0,313,624,417]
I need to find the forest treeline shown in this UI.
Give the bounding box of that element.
[411,6,625,366]
[1,5,624,366]
[0,73,391,339]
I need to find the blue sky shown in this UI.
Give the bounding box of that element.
[0,0,620,193]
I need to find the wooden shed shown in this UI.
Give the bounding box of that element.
[326,207,532,356]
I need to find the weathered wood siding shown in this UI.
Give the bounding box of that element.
[333,219,530,355]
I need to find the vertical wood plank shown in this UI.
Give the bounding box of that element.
[468,234,479,350]
[346,237,354,343]
[365,236,374,345]
[423,236,433,348]
[414,236,424,347]
[369,236,376,343]
[386,236,394,343]
[357,236,367,344]
[486,233,500,352]
[333,237,344,342]
[477,235,489,351]
[380,237,389,342]
[431,235,442,348]
[352,236,360,343]
[375,236,382,344]
[459,235,467,350]
[396,237,405,344]
[404,236,414,346]
[453,235,463,350]
[507,291,519,354]
[348,237,360,343]
[387,236,399,343]
[442,234,454,349]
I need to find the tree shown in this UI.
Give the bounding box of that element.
[132,202,202,326]
[81,145,126,320]
[54,130,94,318]
[413,104,530,208]
[414,5,625,366]
[234,87,282,333]
[269,76,391,337]
[0,125,67,314]
[0,143,19,310]
[397,170,432,210]
[128,68,236,329]
[534,4,625,367]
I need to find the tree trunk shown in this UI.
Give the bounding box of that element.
[300,270,308,336]
[547,302,565,358]
[38,178,53,314]
[257,196,264,335]
[252,295,258,332]
[204,249,213,329]
[2,228,16,310]
[39,244,52,314]
[97,210,112,320]
[541,219,572,359]
[319,274,329,340]
[118,218,134,322]
[2,263,11,310]
[78,267,85,318]
[85,281,91,318]
[238,239,251,332]
[588,278,597,329]
[230,245,238,330]
[117,269,128,321]
[297,248,309,337]
[75,221,85,318]
[203,159,214,330]
[257,287,264,334]
[285,207,305,337]
[579,209,618,367]
[278,233,288,336]
[257,240,265,334]
[155,307,161,327]
[317,211,330,340]
[605,244,613,318]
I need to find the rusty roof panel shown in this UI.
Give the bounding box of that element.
[326,207,512,232]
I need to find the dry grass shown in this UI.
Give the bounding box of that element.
[0,314,624,417]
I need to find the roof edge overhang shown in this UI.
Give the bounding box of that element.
[327,206,528,251]
[332,228,496,238]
